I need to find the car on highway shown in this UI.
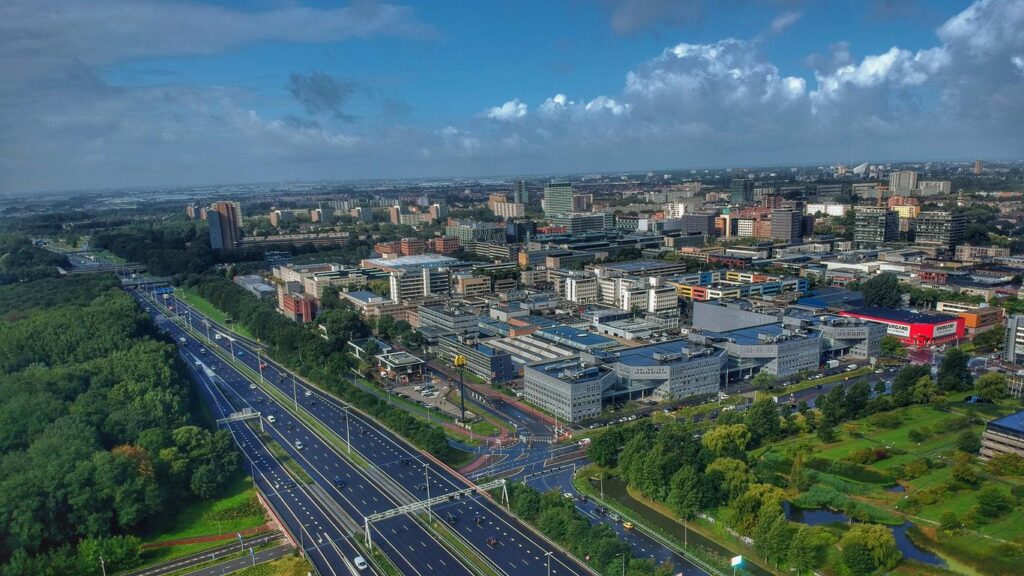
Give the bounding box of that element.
[486,537,499,547]
[249,383,257,389]
[623,522,634,530]
[563,492,574,499]
[609,513,620,522]
[294,441,304,450]
[353,556,368,571]
[304,390,312,397]
[266,415,276,424]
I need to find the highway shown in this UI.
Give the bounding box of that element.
[178,340,364,576]
[143,293,477,576]
[142,289,597,576]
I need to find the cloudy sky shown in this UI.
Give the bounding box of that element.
[1,0,1022,193]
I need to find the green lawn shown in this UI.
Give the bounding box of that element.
[177,286,255,339]
[231,554,312,576]
[773,399,1024,569]
[132,473,268,567]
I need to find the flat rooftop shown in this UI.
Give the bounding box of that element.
[536,326,617,349]
[345,290,386,304]
[616,340,704,367]
[988,410,1024,435]
[846,306,959,325]
[597,259,682,273]
[362,254,460,269]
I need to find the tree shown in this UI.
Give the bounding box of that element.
[937,347,973,392]
[913,376,938,404]
[880,335,907,359]
[845,381,871,418]
[940,511,960,533]
[862,273,902,308]
[667,466,709,519]
[788,526,823,573]
[819,385,847,427]
[957,430,982,453]
[977,485,1014,519]
[751,372,777,389]
[973,328,1004,352]
[744,398,781,444]
[706,458,753,500]
[892,364,930,406]
[701,424,751,459]
[976,372,1009,401]
[839,524,901,575]
[952,462,979,485]
[586,428,623,467]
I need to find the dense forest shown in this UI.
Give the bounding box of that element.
[0,236,67,286]
[0,246,239,576]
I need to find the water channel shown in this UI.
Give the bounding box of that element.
[782,502,946,568]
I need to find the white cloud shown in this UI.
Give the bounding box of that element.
[584,96,629,115]
[768,11,802,36]
[485,99,528,121]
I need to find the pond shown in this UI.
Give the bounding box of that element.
[783,502,946,568]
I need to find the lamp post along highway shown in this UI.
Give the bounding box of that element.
[99,556,106,576]
[424,463,432,522]
[344,405,351,454]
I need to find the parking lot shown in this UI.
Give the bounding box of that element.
[393,382,475,421]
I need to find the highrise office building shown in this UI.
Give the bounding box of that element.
[889,170,918,194]
[915,211,965,252]
[513,180,529,205]
[854,207,898,248]
[770,209,803,244]
[730,179,755,203]
[542,181,574,217]
[208,201,242,250]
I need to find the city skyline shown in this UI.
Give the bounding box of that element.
[2,0,1022,194]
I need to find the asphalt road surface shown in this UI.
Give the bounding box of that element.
[141,289,595,576]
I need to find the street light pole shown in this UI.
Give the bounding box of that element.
[424,464,432,522]
[546,551,553,576]
[345,405,351,454]
[99,556,106,576]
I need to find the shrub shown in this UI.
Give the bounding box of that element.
[870,412,903,429]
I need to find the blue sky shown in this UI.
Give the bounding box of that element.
[1,0,1022,193]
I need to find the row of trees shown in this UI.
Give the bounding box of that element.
[0,273,239,575]
[505,483,673,576]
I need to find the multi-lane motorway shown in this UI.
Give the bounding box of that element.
[137,287,596,576]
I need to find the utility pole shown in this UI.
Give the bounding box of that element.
[424,463,432,522]
[292,374,298,410]
[257,342,264,384]
[345,405,351,454]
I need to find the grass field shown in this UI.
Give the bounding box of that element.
[771,398,1024,572]
[784,366,874,394]
[133,473,268,567]
[230,553,312,576]
[177,286,255,339]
